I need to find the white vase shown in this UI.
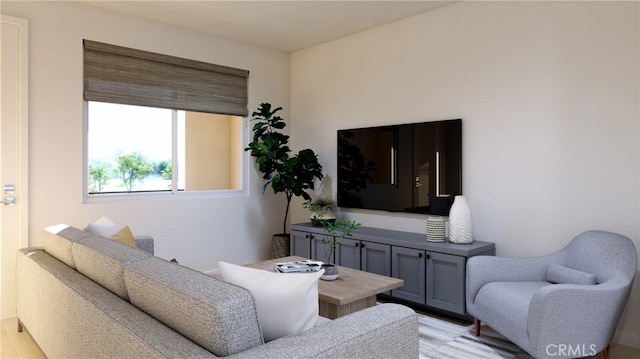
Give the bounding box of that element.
[448,195,473,244]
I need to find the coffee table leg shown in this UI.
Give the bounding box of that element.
[319,296,377,319]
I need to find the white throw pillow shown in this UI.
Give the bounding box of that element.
[83,216,117,237]
[217,261,324,342]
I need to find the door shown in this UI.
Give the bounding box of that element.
[1,15,29,320]
[361,241,391,294]
[426,252,465,314]
[311,234,334,263]
[391,246,426,304]
[290,230,312,258]
[335,237,360,269]
[361,241,391,276]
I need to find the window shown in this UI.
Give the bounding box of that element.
[83,40,249,200]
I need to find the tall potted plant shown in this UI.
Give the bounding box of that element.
[246,103,323,258]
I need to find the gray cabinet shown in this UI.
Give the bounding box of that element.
[336,238,393,292]
[291,229,336,262]
[361,241,392,277]
[335,237,360,269]
[290,223,495,317]
[392,247,426,304]
[311,233,334,263]
[290,230,312,258]
[426,252,465,314]
[336,238,393,295]
[336,237,392,277]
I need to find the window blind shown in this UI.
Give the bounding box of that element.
[83,40,249,116]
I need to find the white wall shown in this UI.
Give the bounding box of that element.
[2,1,290,271]
[290,1,640,347]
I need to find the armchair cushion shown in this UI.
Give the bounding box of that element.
[546,263,596,285]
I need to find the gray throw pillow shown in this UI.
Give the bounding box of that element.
[546,263,597,285]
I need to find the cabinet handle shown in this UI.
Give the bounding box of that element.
[418,253,423,258]
[426,254,431,260]
[355,243,359,248]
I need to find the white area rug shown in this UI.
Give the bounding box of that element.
[417,312,606,359]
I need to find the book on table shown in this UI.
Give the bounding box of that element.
[275,260,324,273]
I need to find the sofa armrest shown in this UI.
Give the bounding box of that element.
[134,235,154,255]
[229,303,418,359]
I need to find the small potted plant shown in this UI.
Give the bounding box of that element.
[303,198,336,226]
[316,217,361,281]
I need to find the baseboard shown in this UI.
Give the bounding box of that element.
[613,330,640,350]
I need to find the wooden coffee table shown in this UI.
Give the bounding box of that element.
[245,256,404,319]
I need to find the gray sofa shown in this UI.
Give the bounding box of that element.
[16,225,418,358]
[466,230,637,359]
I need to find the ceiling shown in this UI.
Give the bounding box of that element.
[81,1,454,52]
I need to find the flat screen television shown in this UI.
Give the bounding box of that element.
[337,119,462,215]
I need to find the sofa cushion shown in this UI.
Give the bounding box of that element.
[72,236,151,300]
[218,261,324,342]
[124,257,263,357]
[17,249,216,358]
[546,263,597,285]
[43,224,93,269]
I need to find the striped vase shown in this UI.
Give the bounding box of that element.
[448,195,473,244]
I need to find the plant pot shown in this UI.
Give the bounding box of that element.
[310,212,336,227]
[270,234,290,259]
[320,263,338,281]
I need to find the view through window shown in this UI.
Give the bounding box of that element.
[87,101,243,196]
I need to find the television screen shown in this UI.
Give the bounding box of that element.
[337,119,461,215]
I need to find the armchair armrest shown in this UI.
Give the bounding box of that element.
[134,235,154,255]
[527,278,632,357]
[466,254,560,304]
[229,303,418,359]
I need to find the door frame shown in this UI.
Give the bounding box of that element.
[1,14,30,319]
[2,14,29,248]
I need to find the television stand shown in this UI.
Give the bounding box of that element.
[290,223,495,317]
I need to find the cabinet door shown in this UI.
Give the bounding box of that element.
[426,252,466,314]
[290,230,312,258]
[391,246,426,304]
[312,235,335,263]
[362,241,392,294]
[361,241,391,276]
[336,237,360,269]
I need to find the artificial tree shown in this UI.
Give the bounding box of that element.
[246,103,323,235]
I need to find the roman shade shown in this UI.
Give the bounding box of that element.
[83,40,249,116]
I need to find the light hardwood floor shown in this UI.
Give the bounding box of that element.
[1,318,44,359]
[3,315,640,358]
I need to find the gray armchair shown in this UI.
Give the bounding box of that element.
[466,230,637,359]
